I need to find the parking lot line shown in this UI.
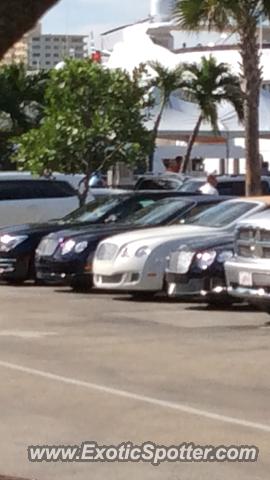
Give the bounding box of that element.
[0,359,269,434]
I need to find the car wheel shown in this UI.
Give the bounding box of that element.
[35,278,46,286]
[249,301,270,314]
[5,279,25,286]
[71,277,92,293]
[206,296,236,309]
[129,291,156,301]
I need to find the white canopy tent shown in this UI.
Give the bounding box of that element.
[145,89,270,139]
[107,23,270,81]
[107,22,270,170]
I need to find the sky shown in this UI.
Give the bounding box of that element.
[42,0,150,42]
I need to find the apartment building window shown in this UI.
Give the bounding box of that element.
[45,53,51,57]
[32,37,40,42]
[33,53,40,57]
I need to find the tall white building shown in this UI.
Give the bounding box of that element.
[150,0,176,22]
[28,26,88,70]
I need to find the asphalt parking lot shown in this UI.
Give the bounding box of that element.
[0,285,269,480]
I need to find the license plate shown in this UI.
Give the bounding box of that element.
[168,283,176,295]
[239,271,253,287]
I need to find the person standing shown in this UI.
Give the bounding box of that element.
[199,174,219,195]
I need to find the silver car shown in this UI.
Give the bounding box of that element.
[225,209,270,312]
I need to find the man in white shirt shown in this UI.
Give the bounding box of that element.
[199,174,219,195]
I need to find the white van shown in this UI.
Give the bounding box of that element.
[0,177,83,227]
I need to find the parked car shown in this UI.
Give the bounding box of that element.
[0,191,187,285]
[0,177,88,227]
[165,202,270,305]
[225,209,270,312]
[35,196,227,291]
[134,173,186,191]
[93,198,268,297]
[166,235,234,305]
[178,176,270,196]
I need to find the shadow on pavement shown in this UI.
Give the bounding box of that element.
[185,303,259,312]
[0,476,33,480]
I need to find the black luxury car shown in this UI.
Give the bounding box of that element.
[165,197,270,304]
[0,191,194,285]
[166,234,234,305]
[35,195,229,291]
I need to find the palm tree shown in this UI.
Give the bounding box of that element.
[175,0,270,194]
[0,0,59,60]
[148,61,185,171]
[181,56,244,172]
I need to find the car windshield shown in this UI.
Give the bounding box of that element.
[185,201,258,228]
[60,196,124,223]
[178,179,205,193]
[135,178,183,190]
[122,198,191,226]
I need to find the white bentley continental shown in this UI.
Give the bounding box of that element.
[93,199,269,296]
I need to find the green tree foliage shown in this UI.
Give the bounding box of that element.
[181,56,244,172]
[0,63,48,168]
[175,0,270,194]
[14,60,152,205]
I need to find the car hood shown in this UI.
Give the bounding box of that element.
[0,222,65,237]
[43,223,147,242]
[0,221,135,238]
[175,233,234,252]
[97,225,223,250]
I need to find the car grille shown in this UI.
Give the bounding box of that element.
[100,274,123,284]
[236,227,270,259]
[96,243,118,261]
[168,251,180,272]
[37,238,59,256]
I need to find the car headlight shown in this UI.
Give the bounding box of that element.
[175,250,195,274]
[217,250,234,263]
[135,246,151,258]
[74,241,88,254]
[0,234,28,252]
[61,239,76,255]
[196,250,217,270]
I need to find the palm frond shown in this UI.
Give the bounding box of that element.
[174,0,233,31]
[203,103,219,134]
[148,61,186,101]
[181,55,243,132]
